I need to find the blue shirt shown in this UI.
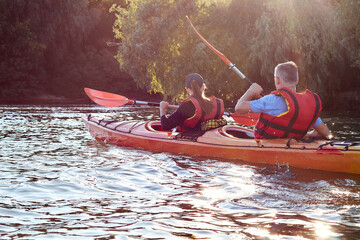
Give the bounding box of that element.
[250,94,322,127]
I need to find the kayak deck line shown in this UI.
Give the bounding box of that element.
[317,141,360,151]
[83,115,360,174]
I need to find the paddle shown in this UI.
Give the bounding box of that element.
[186,16,262,124]
[186,16,253,85]
[84,88,178,108]
[84,88,259,126]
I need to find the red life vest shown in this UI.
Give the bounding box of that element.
[254,87,322,139]
[177,96,224,132]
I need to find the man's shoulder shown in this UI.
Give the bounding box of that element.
[254,94,284,104]
[250,94,287,114]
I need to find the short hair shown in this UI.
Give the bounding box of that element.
[274,61,298,85]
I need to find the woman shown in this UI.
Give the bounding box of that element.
[160,73,224,132]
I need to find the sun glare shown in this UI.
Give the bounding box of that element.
[314,222,334,239]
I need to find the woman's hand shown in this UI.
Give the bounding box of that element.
[160,101,169,117]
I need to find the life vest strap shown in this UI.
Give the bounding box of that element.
[305,92,321,131]
[214,98,221,120]
[257,117,309,136]
[277,88,299,138]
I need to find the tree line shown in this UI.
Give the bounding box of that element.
[113,0,360,110]
[0,0,150,104]
[1,0,359,110]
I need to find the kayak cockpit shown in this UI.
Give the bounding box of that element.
[219,125,255,139]
[145,121,172,132]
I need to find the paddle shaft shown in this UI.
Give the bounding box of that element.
[130,99,231,116]
[129,100,177,109]
[229,64,252,85]
[85,87,256,124]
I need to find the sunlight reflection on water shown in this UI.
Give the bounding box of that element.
[0,105,359,239]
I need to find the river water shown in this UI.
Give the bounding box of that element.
[0,105,359,240]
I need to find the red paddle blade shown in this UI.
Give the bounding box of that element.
[186,16,231,66]
[84,88,131,107]
[230,112,259,127]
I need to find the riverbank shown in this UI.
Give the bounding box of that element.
[0,91,163,105]
[1,89,359,111]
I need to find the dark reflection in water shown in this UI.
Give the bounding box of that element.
[0,105,359,239]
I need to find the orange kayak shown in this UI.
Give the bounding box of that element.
[82,115,360,175]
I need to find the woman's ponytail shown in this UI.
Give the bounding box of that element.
[190,79,213,114]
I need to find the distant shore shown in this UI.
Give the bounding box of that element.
[0,92,163,105]
[1,90,359,111]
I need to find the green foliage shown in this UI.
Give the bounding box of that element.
[112,0,360,109]
[252,1,339,95]
[0,0,359,109]
[334,0,360,69]
[112,0,250,102]
[250,0,359,106]
[0,5,46,98]
[112,0,196,101]
[0,0,138,103]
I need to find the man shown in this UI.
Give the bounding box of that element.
[235,61,330,139]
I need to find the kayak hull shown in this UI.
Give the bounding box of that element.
[82,115,360,175]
